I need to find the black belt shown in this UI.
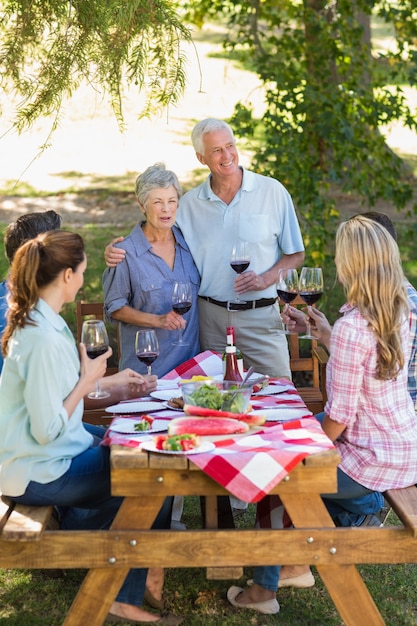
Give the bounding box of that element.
[199,296,277,312]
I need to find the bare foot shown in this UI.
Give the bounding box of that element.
[109,601,163,623]
[146,567,164,602]
[234,583,275,605]
[280,565,311,580]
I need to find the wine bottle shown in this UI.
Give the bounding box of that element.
[222,326,244,378]
[224,345,243,383]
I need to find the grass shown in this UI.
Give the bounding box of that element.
[1,500,417,625]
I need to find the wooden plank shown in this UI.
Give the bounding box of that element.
[318,564,385,626]
[385,486,417,537]
[282,491,385,625]
[2,527,417,569]
[0,496,12,531]
[111,461,339,499]
[63,568,127,626]
[2,504,53,541]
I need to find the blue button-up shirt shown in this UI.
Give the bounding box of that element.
[103,224,200,376]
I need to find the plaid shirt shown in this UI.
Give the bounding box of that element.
[325,303,417,491]
[406,281,417,411]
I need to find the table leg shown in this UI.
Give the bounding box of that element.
[281,493,385,626]
[63,496,165,626]
[202,495,244,580]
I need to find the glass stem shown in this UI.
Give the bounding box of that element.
[147,365,152,376]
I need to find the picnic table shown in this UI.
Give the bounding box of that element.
[3,352,417,625]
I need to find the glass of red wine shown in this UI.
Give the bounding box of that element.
[298,267,324,339]
[135,330,160,375]
[171,281,192,345]
[81,319,110,399]
[276,269,299,334]
[230,240,250,304]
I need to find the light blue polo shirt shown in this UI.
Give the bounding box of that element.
[176,167,304,301]
[0,298,92,497]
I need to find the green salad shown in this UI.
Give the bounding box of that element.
[187,384,247,413]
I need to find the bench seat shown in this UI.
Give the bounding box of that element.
[384,485,417,537]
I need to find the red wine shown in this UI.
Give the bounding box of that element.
[299,291,323,305]
[136,351,158,366]
[86,346,108,359]
[172,302,191,315]
[277,289,298,304]
[230,260,250,274]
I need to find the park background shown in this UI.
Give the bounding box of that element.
[1,9,417,626]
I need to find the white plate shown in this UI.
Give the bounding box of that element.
[161,402,184,412]
[253,384,295,396]
[156,380,180,390]
[141,440,215,455]
[110,419,167,434]
[105,401,165,414]
[150,390,181,402]
[249,407,312,422]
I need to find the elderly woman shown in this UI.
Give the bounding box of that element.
[103,163,200,377]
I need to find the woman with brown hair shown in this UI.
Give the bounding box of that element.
[0,230,182,625]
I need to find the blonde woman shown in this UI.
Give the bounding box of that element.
[228,216,417,615]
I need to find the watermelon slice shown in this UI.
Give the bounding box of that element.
[168,416,249,436]
[183,404,266,426]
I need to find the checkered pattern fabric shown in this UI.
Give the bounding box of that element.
[188,418,334,503]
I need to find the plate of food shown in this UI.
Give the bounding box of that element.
[141,435,215,455]
[161,401,184,412]
[105,401,165,414]
[110,417,167,434]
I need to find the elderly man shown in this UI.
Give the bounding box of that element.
[106,119,305,377]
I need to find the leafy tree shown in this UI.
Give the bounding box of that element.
[184,0,417,263]
[0,0,191,138]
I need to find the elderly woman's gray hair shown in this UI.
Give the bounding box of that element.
[191,118,235,154]
[135,163,182,207]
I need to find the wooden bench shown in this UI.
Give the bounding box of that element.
[0,495,56,542]
[384,485,417,537]
[2,481,417,626]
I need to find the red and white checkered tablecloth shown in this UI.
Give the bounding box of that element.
[161,350,223,381]
[188,418,335,503]
[101,351,333,500]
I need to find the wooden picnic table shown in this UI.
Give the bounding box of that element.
[59,441,392,626]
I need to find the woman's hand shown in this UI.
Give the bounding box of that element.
[282,305,308,334]
[158,310,186,331]
[79,343,112,390]
[104,237,126,268]
[101,369,158,399]
[306,307,332,349]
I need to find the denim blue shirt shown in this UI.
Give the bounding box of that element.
[0,279,7,374]
[0,298,92,497]
[103,224,200,377]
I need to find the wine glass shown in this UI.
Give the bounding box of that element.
[298,267,324,339]
[171,281,192,346]
[81,319,110,399]
[135,330,160,375]
[276,269,299,334]
[230,240,250,304]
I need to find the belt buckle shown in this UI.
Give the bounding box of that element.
[227,301,244,311]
